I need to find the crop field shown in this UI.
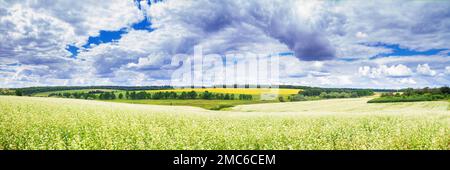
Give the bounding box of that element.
[151,88,300,95]
[232,97,450,113]
[0,96,448,150]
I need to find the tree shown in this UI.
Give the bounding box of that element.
[130,91,137,100]
[152,92,163,99]
[239,94,253,100]
[73,92,81,99]
[118,93,124,99]
[169,92,177,99]
[187,91,197,99]
[63,92,71,98]
[111,92,116,100]
[440,86,450,94]
[125,91,130,99]
[201,91,213,99]
[289,94,306,101]
[404,88,414,96]
[15,89,23,96]
[179,92,187,99]
[224,94,230,100]
[137,91,147,99]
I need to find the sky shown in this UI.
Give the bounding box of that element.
[0,0,450,89]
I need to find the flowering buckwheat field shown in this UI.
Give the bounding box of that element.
[0,96,448,150]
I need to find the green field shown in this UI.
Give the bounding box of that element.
[32,88,287,110]
[109,99,276,110]
[0,96,448,150]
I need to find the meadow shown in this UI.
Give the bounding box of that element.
[0,96,448,150]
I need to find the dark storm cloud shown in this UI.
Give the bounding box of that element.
[147,0,336,61]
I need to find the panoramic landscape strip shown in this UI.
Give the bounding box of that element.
[1,0,450,156]
[0,86,449,150]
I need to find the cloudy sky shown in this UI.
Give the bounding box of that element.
[1,0,450,89]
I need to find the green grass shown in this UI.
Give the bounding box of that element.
[0,96,448,150]
[108,99,276,110]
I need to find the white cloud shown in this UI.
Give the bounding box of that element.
[358,66,371,77]
[1,0,143,45]
[0,0,144,85]
[26,0,143,45]
[398,78,417,85]
[355,31,368,38]
[416,64,437,76]
[359,64,412,78]
[382,64,413,77]
[327,1,450,58]
[0,4,75,59]
[445,66,450,75]
[1,0,450,88]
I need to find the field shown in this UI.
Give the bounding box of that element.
[109,99,276,110]
[232,96,450,113]
[152,88,299,96]
[31,88,300,109]
[0,96,448,150]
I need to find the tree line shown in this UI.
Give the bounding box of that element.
[288,88,374,101]
[48,90,254,101]
[0,89,15,95]
[278,85,396,92]
[369,87,450,103]
[124,91,253,100]
[11,86,173,96]
[300,88,374,97]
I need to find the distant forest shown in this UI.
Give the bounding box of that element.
[368,87,450,103]
[287,88,375,101]
[9,86,173,96]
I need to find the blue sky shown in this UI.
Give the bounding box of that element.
[366,43,447,59]
[66,17,154,58]
[1,0,450,88]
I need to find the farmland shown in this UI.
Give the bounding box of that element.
[31,88,300,109]
[0,95,448,150]
[152,88,300,95]
[109,99,275,110]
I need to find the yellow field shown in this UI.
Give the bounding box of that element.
[150,88,300,95]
